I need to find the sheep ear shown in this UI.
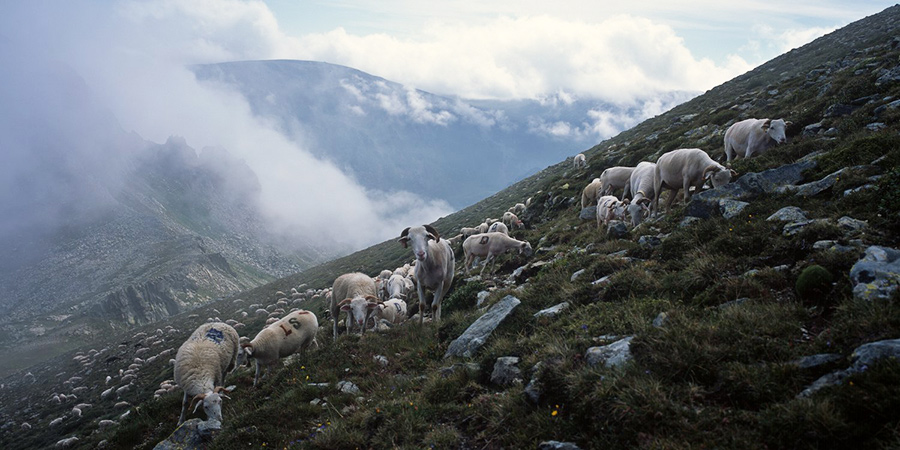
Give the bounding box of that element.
[762,119,772,131]
[784,120,793,126]
[424,224,441,241]
[398,228,410,248]
[729,169,738,177]
[190,393,206,413]
[364,295,378,303]
[340,304,351,311]
[703,165,719,180]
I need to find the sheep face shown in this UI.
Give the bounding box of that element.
[398,225,440,262]
[706,166,736,188]
[192,392,227,426]
[628,201,650,227]
[764,119,789,144]
[340,296,379,330]
[520,241,533,257]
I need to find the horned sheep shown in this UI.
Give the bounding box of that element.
[173,322,241,426]
[596,195,629,228]
[654,148,735,214]
[330,272,378,340]
[242,310,319,386]
[398,225,455,324]
[724,118,791,163]
[462,232,533,276]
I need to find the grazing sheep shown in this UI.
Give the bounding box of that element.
[624,162,658,227]
[573,153,587,169]
[508,203,526,215]
[596,195,629,228]
[599,166,635,197]
[581,178,603,209]
[460,227,479,238]
[724,118,791,163]
[330,272,378,341]
[54,437,78,448]
[476,222,490,234]
[488,221,509,235]
[654,148,736,214]
[173,322,240,426]
[243,310,319,386]
[463,232,533,276]
[398,225,455,324]
[502,212,522,228]
[49,417,64,427]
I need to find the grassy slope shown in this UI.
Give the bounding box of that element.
[5,6,900,450]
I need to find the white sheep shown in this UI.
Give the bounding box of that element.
[386,274,407,299]
[54,437,79,448]
[398,225,455,324]
[624,162,658,227]
[460,227,479,238]
[596,195,629,228]
[599,166,635,197]
[330,272,378,340]
[488,221,509,235]
[173,322,240,426]
[502,212,523,229]
[654,148,736,214]
[242,310,319,386]
[724,118,791,163]
[573,153,587,169]
[462,232,533,276]
[581,178,603,209]
[508,203,526,215]
[373,298,409,325]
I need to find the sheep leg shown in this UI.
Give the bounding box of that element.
[178,392,189,425]
[254,360,261,386]
[417,283,426,325]
[479,254,493,277]
[432,280,446,323]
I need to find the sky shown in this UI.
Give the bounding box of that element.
[0,0,895,251]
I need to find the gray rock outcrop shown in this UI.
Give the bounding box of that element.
[799,339,900,398]
[585,336,634,368]
[491,357,522,386]
[153,418,219,450]
[767,206,809,223]
[850,246,900,300]
[445,295,521,358]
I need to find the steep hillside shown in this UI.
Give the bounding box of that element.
[4,5,900,450]
[192,60,692,208]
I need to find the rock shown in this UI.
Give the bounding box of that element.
[866,122,887,131]
[491,357,522,386]
[638,235,662,248]
[476,291,491,307]
[718,298,749,309]
[850,246,900,300]
[445,295,521,358]
[813,240,857,253]
[686,160,817,218]
[823,103,855,118]
[523,362,544,404]
[767,206,809,222]
[592,275,612,286]
[153,418,219,450]
[570,269,586,282]
[539,441,583,450]
[719,199,750,220]
[799,339,900,398]
[802,122,824,137]
[837,216,868,234]
[844,184,876,196]
[606,220,628,239]
[652,312,668,328]
[534,302,570,320]
[789,169,843,197]
[373,355,389,367]
[783,219,830,236]
[585,336,634,368]
[337,381,360,395]
[789,353,844,370]
[579,206,597,221]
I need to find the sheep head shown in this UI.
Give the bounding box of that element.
[704,164,734,188]
[520,241,534,257]
[189,387,231,425]
[399,225,439,261]
[340,296,380,329]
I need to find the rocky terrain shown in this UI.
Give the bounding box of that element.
[2,5,900,450]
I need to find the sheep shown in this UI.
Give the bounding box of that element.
[49,417,64,427]
[476,222,490,234]
[581,178,603,209]
[460,227,479,238]
[462,232,533,276]
[508,203,526,215]
[724,118,791,163]
[654,148,736,214]
[596,195,629,228]
[573,153,587,169]
[501,212,523,229]
[173,322,240,426]
[624,162,657,227]
[386,274,407,299]
[398,225,455,324]
[372,298,409,325]
[330,272,378,341]
[54,437,79,448]
[242,310,319,386]
[599,166,635,197]
[488,221,509,235]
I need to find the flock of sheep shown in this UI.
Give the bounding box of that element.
[579,117,790,228]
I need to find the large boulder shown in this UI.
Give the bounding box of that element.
[799,339,900,398]
[154,419,220,450]
[850,246,900,300]
[445,295,521,358]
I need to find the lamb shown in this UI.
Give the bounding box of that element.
[596,195,629,228]
[654,148,736,214]
[488,221,509,235]
[624,162,657,227]
[372,298,409,325]
[573,153,587,169]
[599,166,635,197]
[398,225,455,324]
[173,322,240,426]
[330,272,378,340]
[462,232,533,276]
[242,310,319,386]
[724,118,791,163]
[581,178,603,209]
